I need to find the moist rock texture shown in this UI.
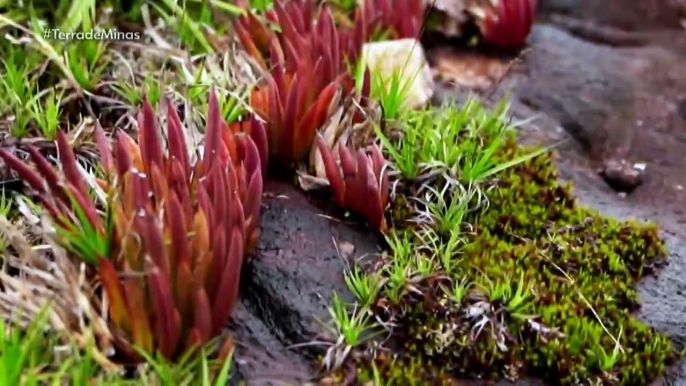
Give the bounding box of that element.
[538,0,686,31]
[229,179,383,384]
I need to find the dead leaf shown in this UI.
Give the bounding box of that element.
[432,49,509,90]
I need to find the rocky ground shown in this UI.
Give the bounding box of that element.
[225,1,686,385]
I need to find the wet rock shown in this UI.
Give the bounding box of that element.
[228,302,313,385]
[230,178,552,384]
[507,24,686,205]
[598,158,644,193]
[238,179,383,364]
[430,48,511,91]
[543,14,650,47]
[538,0,686,32]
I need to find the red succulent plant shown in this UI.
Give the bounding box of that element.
[479,0,537,50]
[236,0,366,73]
[235,0,367,166]
[361,0,425,40]
[0,90,266,362]
[315,134,389,232]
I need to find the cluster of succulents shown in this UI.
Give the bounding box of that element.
[231,0,540,232]
[357,0,426,40]
[235,0,366,167]
[316,135,389,231]
[0,91,267,362]
[235,0,392,232]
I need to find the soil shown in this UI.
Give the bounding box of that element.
[227,2,686,385]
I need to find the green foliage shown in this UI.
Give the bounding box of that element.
[335,107,674,385]
[0,45,39,137]
[152,0,215,54]
[52,188,113,266]
[59,8,109,92]
[344,266,382,310]
[0,189,15,253]
[113,73,163,106]
[453,141,673,384]
[0,306,56,385]
[66,36,108,92]
[374,99,551,181]
[327,0,357,12]
[369,61,419,121]
[27,88,63,140]
[327,292,376,347]
[243,0,275,12]
[51,338,100,385]
[135,343,235,386]
[193,81,250,126]
[0,0,675,385]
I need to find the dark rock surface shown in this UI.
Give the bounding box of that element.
[515,24,686,207]
[227,179,384,384]
[240,179,383,358]
[228,302,312,385]
[538,0,686,32]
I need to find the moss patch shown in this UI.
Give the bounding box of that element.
[329,134,676,385]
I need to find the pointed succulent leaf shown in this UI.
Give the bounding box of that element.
[166,101,190,178]
[365,165,386,232]
[355,149,370,216]
[97,256,131,330]
[140,99,164,174]
[135,208,170,277]
[0,149,46,193]
[234,17,268,69]
[192,288,213,345]
[148,266,178,360]
[204,89,223,173]
[24,145,68,203]
[316,135,346,207]
[56,131,90,198]
[249,115,269,177]
[123,277,154,353]
[94,121,115,175]
[211,227,244,336]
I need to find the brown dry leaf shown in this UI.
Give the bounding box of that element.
[431,49,510,91]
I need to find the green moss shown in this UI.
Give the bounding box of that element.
[330,135,675,385]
